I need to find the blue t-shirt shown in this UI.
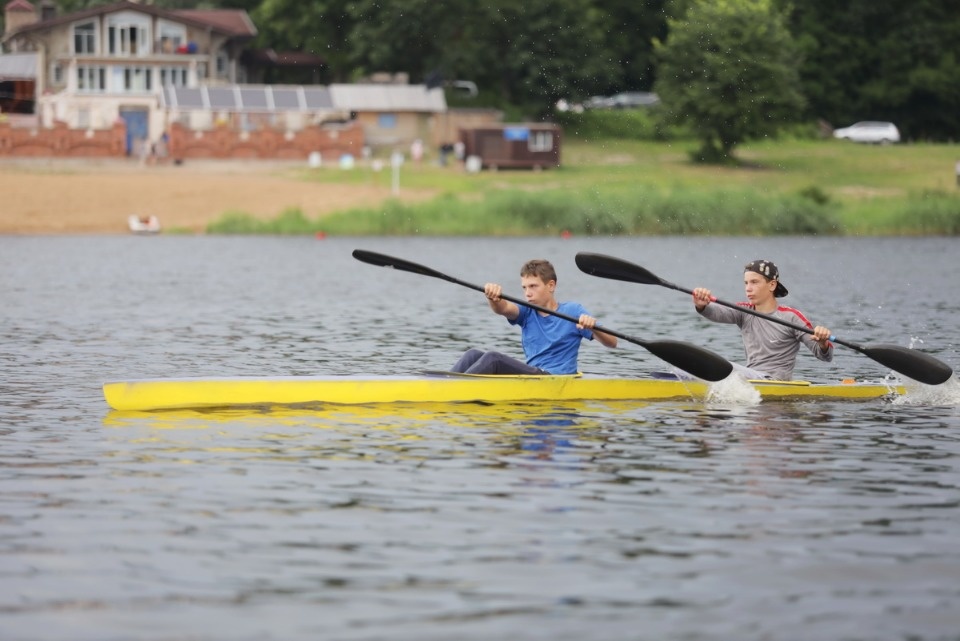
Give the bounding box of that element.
[508,302,593,374]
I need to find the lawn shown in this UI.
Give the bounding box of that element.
[210,136,960,236]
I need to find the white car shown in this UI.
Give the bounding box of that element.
[833,121,900,144]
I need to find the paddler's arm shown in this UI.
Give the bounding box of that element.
[578,314,618,348]
[810,324,834,360]
[485,283,519,320]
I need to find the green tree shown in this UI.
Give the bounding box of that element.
[654,0,804,162]
[588,0,669,94]
[345,0,620,111]
[252,0,353,82]
[780,0,960,140]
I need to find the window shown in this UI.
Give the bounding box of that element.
[108,23,148,56]
[378,113,397,129]
[74,22,96,54]
[77,66,106,92]
[215,51,229,78]
[122,66,152,92]
[529,131,554,152]
[158,67,188,87]
[157,22,185,54]
[49,62,63,85]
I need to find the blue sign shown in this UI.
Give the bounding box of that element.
[503,127,530,141]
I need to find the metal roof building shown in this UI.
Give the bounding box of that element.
[0,52,37,80]
[329,84,446,113]
[159,83,445,115]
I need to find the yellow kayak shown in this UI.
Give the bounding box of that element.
[102,372,905,411]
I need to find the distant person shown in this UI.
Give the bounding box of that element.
[138,137,150,166]
[410,138,424,163]
[691,259,833,380]
[158,130,170,159]
[439,143,454,166]
[451,259,617,375]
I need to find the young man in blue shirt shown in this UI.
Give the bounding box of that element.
[451,259,617,375]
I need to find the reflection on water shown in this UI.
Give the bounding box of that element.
[2,236,960,640]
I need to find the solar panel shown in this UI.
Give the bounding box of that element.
[174,87,204,109]
[158,83,439,113]
[207,87,235,109]
[303,87,332,110]
[239,87,269,110]
[272,87,301,110]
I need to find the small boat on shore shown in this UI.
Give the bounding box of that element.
[128,215,161,235]
[102,372,907,411]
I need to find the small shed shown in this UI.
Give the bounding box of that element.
[459,123,561,170]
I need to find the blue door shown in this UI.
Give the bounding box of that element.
[119,108,149,156]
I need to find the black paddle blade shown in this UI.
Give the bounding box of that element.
[643,340,734,382]
[859,344,955,385]
[575,252,665,286]
[352,249,448,281]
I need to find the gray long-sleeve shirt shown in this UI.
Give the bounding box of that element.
[699,302,833,380]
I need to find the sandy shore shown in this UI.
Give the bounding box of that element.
[0,158,434,234]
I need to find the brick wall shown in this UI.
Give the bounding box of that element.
[0,119,365,160]
[0,120,126,157]
[167,121,365,161]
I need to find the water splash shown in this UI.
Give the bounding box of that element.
[892,375,960,406]
[705,374,762,406]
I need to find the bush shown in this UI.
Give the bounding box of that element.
[207,208,316,234]
[894,190,960,234]
[553,107,690,142]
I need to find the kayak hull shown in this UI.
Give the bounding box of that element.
[102,374,905,411]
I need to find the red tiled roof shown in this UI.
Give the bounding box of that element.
[4,1,255,39]
[5,0,36,12]
[243,49,327,67]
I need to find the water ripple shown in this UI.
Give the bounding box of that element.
[2,236,960,640]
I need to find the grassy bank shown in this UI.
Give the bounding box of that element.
[207,137,960,236]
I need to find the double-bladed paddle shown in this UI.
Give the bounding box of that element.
[575,252,955,386]
[352,249,734,382]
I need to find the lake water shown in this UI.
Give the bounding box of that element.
[2,235,959,641]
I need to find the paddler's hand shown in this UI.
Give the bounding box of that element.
[692,287,713,311]
[812,325,832,348]
[577,314,598,330]
[484,283,502,301]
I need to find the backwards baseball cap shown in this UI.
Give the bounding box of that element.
[744,259,788,298]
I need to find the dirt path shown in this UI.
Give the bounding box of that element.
[0,158,433,234]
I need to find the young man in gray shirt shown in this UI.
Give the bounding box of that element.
[691,259,833,380]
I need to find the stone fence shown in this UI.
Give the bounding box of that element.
[0,120,126,157]
[0,119,364,160]
[166,121,364,161]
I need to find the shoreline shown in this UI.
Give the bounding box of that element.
[0,158,433,235]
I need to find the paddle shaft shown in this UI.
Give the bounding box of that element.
[658,278,853,345]
[355,250,648,347]
[352,249,735,381]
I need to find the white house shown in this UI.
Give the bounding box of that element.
[1,0,478,157]
[2,0,255,151]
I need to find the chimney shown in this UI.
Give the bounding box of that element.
[4,0,38,39]
[39,0,54,21]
